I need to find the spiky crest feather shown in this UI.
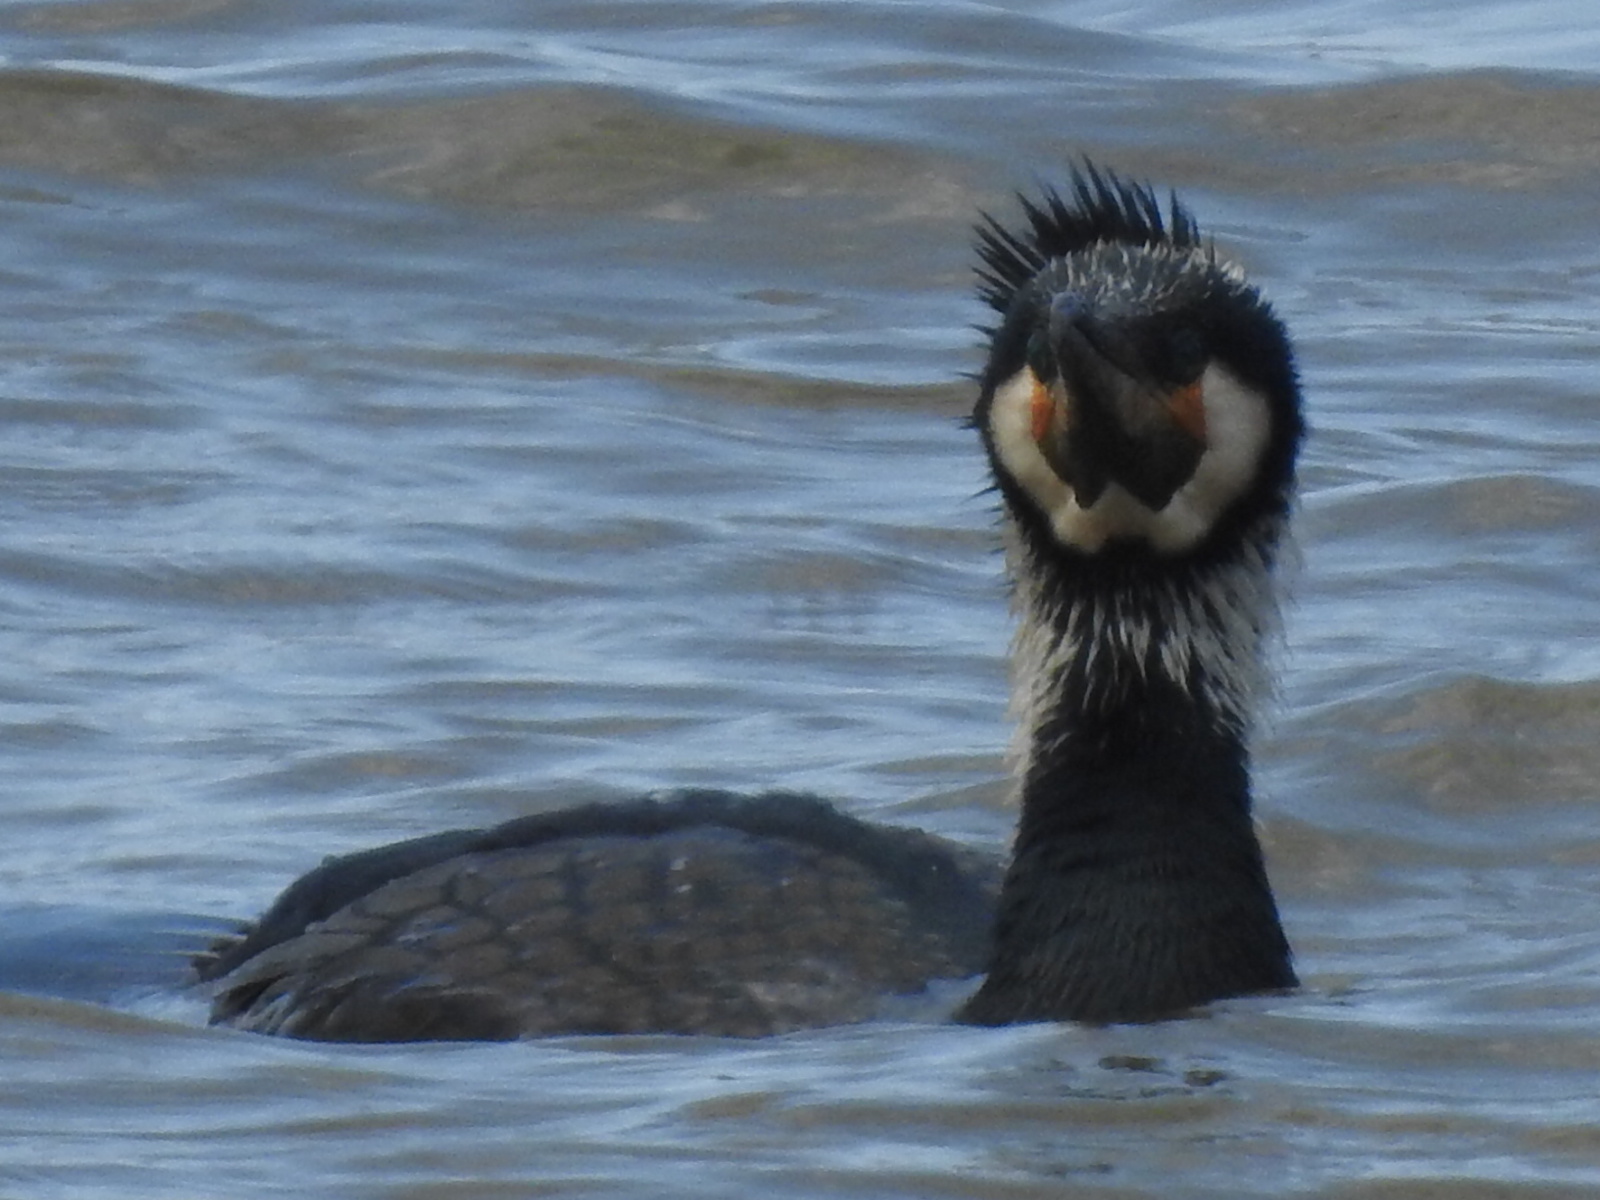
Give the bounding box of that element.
[975,162,1200,317]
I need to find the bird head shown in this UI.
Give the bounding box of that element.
[974,166,1303,559]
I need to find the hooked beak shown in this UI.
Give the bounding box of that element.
[1029,295,1208,511]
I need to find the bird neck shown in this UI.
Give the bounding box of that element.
[959,519,1296,1025]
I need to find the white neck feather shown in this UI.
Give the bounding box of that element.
[1000,516,1285,781]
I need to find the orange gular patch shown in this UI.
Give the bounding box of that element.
[1168,379,1207,443]
[1028,372,1056,443]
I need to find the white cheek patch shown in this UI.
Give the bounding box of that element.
[988,362,1271,554]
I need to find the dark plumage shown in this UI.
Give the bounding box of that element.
[197,162,1302,1040]
[959,164,1301,1023]
[196,792,1000,1040]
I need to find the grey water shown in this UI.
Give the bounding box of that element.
[2,0,1600,1195]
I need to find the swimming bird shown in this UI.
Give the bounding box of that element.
[958,165,1302,1024]
[195,163,1302,1040]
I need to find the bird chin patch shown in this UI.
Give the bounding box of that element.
[988,362,1271,555]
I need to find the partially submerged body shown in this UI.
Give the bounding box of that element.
[196,792,1001,1040]
[198,164,1305,1041]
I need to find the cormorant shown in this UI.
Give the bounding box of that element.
[195,163,1303,1040]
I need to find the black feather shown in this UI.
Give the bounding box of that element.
[975,160,1200,315]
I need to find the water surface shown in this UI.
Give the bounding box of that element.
[2,1,1600,1195]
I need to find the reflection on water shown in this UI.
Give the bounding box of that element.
[2,0,1600,1194]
